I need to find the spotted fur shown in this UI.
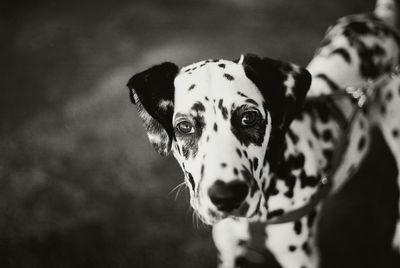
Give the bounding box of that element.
[127,1,400,267]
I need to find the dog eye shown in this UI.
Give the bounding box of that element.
[176,121,194,134]
[240,111,259,127]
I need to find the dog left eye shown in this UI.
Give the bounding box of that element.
[176,121,194,134]
[241,111,259,127]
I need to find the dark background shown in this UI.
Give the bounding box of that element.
[1,0,400,267]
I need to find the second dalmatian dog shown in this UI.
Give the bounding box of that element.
[127,0,400,267]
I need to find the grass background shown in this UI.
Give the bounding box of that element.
[0,0,400,267]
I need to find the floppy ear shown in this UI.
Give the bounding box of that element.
[127,62,179,156]
[240,53,311,131]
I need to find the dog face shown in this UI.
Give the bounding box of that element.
[127,54,311,224]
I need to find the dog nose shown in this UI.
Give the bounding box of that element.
[208,180,248,211]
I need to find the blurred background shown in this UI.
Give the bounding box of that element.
[1,0,400,267]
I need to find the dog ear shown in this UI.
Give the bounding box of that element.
[127,62,179,156]
[240,53,311,131]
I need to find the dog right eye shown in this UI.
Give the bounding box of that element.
[240,110,259,127]
[176,121,194,134]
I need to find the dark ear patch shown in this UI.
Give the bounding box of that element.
[127,62,179,156]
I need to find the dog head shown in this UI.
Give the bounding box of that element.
[127,54,311,224]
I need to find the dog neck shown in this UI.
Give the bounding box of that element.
[258,101,343,221]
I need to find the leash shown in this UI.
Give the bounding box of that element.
[265,65,400,225]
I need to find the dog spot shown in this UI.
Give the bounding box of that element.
[287,153,305,170]
[261,180,266,192]
[357,43,387,79]
[392,128,399,138]
[253,157,259,170]
[308,139,314,148]
[218,63,226,69]
[313,102,332,123]
[311,124,320,139]
[379,104,386,115]
[249,179,258,197]
[175,144,181,154]
[322,129,333,141]
[191,102,205,113]
[237,91,248,98]
[385,91,393,102]
[239,201,250,215]
[233,168,239,175]
[201,164,204,178]
[358,136,366,151]
[238,239,248,246]
[307,209,317,228]
[245,98,258,106]
[221,162,227,168]
[288,245,297,252]
[288,129,300,144]
[330,47,352,63]
[218,99,229,119]
[206,135,210,142]
[315,73,340,91]
[205,96,209,101]
[243,150,248,158]
[299,171,320,188]
[241,166,253,184]
[294,220,302,235]
[236,148,242,158]
[267,209,284,219]
[265,177,279,196]
[187,173,195,191]
[223,73,234,81]
[213,123,218,132]
[188,84,196,91]
[284,175,296,198]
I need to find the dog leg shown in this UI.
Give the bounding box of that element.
[265,207,321,268]
[373,77,400,252]
[212,218,251,268]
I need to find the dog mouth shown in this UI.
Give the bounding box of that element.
[203,200,260,225]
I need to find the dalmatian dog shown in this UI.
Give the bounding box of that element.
[127,0,400,267]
